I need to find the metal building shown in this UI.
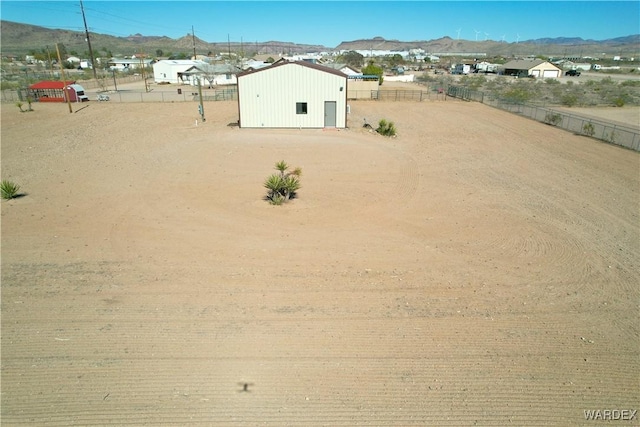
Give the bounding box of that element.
[237,61,348,129]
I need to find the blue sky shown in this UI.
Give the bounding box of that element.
[1,1,638,47]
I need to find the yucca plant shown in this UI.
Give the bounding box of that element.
[376,119,397,137]
[1,180,21,200]
[282,175,301,200]
[264,161,301,205]
[275,160,289,176]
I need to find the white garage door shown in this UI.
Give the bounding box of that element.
[543,70,559,78]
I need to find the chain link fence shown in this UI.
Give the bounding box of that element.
[4,78,637,151]
[447,86,640,151]
[2,85,238,103]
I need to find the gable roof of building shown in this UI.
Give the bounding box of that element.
[237,60,348,79]
[29,80,75,89]
[502,59,558,70]
[323,63,361,74]
[183,63,242,74]
[155,59,207,66]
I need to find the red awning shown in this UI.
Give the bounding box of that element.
[28,80,76,90]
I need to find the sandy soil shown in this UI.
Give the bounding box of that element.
[1,94,639,425]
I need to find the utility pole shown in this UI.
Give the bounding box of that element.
[79,0,98,82]
[197,76,205,122]
[56,43,73,114]
[192,26,197,59]
[139,54,149,92]
[112,69,118,91]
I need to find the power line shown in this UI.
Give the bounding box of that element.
[82,4,193,37]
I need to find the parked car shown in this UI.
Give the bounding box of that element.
[565,69,581,76]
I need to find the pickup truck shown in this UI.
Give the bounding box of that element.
[565,69,581,76]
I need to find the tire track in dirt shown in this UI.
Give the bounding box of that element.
[3,311,636,426]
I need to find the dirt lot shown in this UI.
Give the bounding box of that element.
[1,95,639,425]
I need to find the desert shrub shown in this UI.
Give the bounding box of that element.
[376,119,397,137]
[612,97,625,107]
[1,180,21,200]
[15,102,24,112]
[0,80,20,90]
[605,130,617,144]
[417,74,436,83]
[621,80,640,87]
[599,76,616,86]
[582,122,595,137]
[264,161,301,205]
[460,75,486,91]
[560,93,579,107]
[503,87,531,103]
[544,112,562,126]
[501,80,540,104]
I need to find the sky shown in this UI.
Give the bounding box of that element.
[1,1,638,47]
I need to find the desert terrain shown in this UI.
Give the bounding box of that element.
[1,90,639,425]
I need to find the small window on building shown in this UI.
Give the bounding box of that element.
[296,102,308,114]
[226,73,231,79]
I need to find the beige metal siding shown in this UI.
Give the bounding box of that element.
[239,64,347,128]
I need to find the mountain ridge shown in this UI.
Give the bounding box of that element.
[1,20,638,57]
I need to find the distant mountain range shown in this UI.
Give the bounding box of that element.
[1,21,638,58]
[335,35,640,57]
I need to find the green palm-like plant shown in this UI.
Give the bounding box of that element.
[282,175,301,200]
[264,161,302,205]
[264,174,284,197]
[376,119,397,137]
[275,160,289,176]
[1,180,21,200]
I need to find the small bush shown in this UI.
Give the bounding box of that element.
[376,119,397,137]
[560,93,579,107]
[605,131,617,144]
[264,161,301,205]
[544,112,562,126]
[582,122,595,137]
[612,97,625,107]
[15,102,24,112]
[1,180,21,200]
[621,80,640,87]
